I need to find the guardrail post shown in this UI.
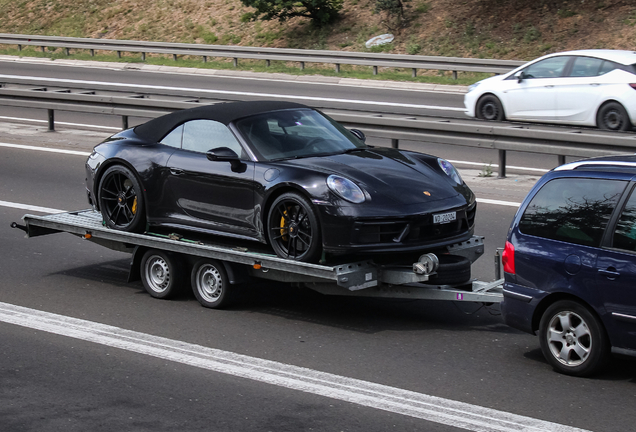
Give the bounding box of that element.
[141,52,146,61]
[412,68,417,78]
[117,51,121,58]
[47,109,54,132]
[41,46,45,53]
[65,48,70,56]
[203,56,207,63]
[173,54,177,61]
[233,58,238,67]
[90,49,94,57]
[266,59,270,67]
[122,116,129,130]
[335,63,340,73]
[18,44,21,51]
[558,155,566,166]
[300,62,305,71]
[373,66,378,75]
[391,139,399,149]
[452,70,458,80]
[498,150,506,179]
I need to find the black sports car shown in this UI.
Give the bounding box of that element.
[85,101,476,263]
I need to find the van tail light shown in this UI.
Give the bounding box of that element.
[630,84,636,90]
[502,241,516,274]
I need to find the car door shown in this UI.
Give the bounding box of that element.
[164,119,258,238]
[554,56,606,123]
[596,183,636,351]
[503,56,572,121]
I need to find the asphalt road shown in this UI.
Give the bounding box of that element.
[0,59,635,432]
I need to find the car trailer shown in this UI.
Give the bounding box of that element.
[12,210,504,308]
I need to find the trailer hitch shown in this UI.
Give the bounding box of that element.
[10,221,28,233]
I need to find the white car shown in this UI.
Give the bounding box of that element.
[464,50,636,131]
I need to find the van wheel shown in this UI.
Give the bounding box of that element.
[539,300,609,376]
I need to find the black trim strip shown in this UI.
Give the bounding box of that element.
[612,312,636,323]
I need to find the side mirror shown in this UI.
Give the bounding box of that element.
[350,129,366,143]
[206,147,246,173]
[514,71,525,83]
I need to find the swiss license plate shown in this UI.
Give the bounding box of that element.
[433,211,456,224]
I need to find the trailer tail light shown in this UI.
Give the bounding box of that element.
[502,241,515,274]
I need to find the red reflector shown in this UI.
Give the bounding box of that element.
[502,241,515,274]
[630,84,636,90]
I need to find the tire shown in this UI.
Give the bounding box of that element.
[140,249,185,299]
[267,192,322,263]
[98,165,146,232]
[596,102,632,131]
[476,95,505,121]
[191,259,235,309]
[539,300,609,377]
[422,255,471,286]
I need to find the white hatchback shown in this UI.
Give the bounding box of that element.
[464,50,636,131]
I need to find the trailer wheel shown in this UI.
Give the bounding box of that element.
[422,255,471,286]
[191,259,233,309]
[140,250,184,299]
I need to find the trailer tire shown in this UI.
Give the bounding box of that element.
[191,259,234,309]
[422,255,471,286]
[140,249,185,299]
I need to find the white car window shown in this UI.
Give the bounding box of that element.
[569,57,604,77]
[160,124,183,148]
[523,56,571,79]
[182,119,245,158]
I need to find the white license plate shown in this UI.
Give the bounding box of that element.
[433,211,456,224]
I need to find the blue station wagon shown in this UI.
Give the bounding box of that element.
[501,155,636,376]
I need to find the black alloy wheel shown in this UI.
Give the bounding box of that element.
[597,102,632,131]
[538,300,609,377]
[267,192,322,263]
[476,95,505,121]
[98,165,145,232]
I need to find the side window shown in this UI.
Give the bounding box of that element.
[519,178,626,247]
[599,60,619,76]
[160,124,184,148]
[523,56,571,79]
[569,57,604,77]
[182,119,246,158]
[613,187,636,252]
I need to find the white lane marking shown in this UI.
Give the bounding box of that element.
[0,115,120,131]
[0,302,589,432]
[0,200,66,213]
[0,142,91,156]
[448,159,549,173]
[0,73,466,112]
[476,198,520,208]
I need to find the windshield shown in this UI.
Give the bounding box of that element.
[235,108,366,161]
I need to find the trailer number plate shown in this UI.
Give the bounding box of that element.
[433,211,456,224]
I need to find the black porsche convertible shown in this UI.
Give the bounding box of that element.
[85,101,476,263]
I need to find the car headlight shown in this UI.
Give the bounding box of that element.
[467,82,480,93]
[327,175,365,203]
[438,158,462,184]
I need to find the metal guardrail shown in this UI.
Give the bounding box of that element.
[0,33,525,78]
[0,78,635,177]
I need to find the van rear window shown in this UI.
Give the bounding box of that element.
[519,178,626,247]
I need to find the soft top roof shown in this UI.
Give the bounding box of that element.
[134,100,309,143]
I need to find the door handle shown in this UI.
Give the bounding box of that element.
[598,268,620,279]
[170,168,185,176]
[590,83,600,86]
[544,85,554,88]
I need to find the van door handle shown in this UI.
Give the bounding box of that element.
[599,268,620,280]
[170,168,184,176]
[545,85,554,88]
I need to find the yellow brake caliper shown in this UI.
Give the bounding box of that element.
[280,209,288,241]
[131,196,138,215]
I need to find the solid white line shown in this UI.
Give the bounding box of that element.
[0,200,66,213]
[476,198,521,208]
[0,115,120,131]
[0,73,466,112]
[0,142,91,156]
[0,302,589,432]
